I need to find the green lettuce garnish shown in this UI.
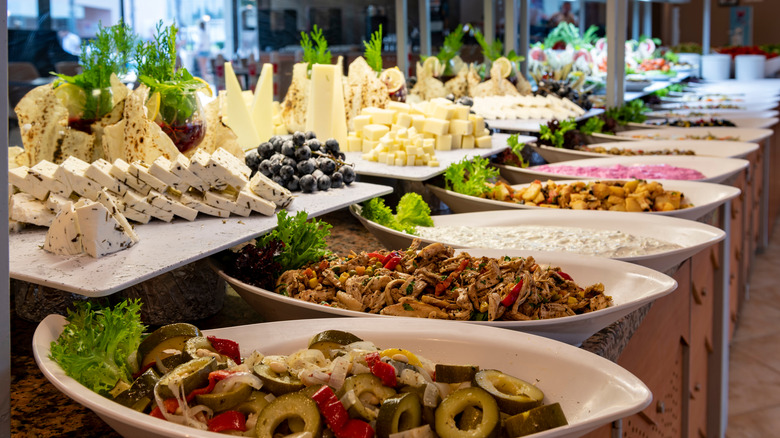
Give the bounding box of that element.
[258,210,332,271]
[49,299,146,396]
[362,193,433,234]
[444,156,500,197]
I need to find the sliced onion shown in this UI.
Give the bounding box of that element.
[389,424,435,438]
[286,432,314,438]
[422,383,439,408]
[213,372,264,394]
[339,389,358,410]
[264,393,277,403]
[328,356,350,391]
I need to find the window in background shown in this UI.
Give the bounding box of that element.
[7,2,38,30]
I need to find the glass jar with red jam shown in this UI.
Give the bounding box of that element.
[154,89,207,154]
[54,84,114,134]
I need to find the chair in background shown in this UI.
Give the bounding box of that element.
[8,62,41,112]
[54,61,81,76]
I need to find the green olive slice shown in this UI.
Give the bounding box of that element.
[137,323,201,369]
[338,373,397,421]
[308,330,363,358]
[253,363,304,395]
[376,392,423,438]
[155,356,217,399]
[435,387,499,438]
[503,402,568,437]
[473,369,544,415]
[255,392,322,438]
[435,364,480,383]
[195,382,253,413]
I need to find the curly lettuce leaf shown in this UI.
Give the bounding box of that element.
[49,300,146,396]
[444,156,499,197]
[362,197,401,230]
[259,210,332,271]
[395,193,434,232]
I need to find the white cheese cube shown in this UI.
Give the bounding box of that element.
[204,190,251,217]
[150,156,190,193]
[396,113,413,129]
[86,159,131,196]
[387,101,411,113]
[385,152,395,166]
[44,202,83,256]
[435,134,452,151]
[346,136,363,152]
[423,118,450,136]
[449,119,473,136]
[236,189,276,216]
[362,107,395,125]
[111,159,151,195]
[362,139,379,153]
[188,149,225,191]
[422,139,435,152]
[452,105,470,120]
[180,192,231,218]
[209,148,251,190]
[352,115,373,132]
[410,115,426,132]
[148,190,198,221]
[461,135,475,149]
[363,124,391,141]
[30,160,70,197]
[9,166,50,200]
[432,104,454,120]
[10,193,56,226]
[428,159,440,167]
[169,154,209,192]
[57,157,102,200]
[394,158,405,166]
[406,155,416,166]
[129,161,168,192]
[46,193,72,214]
[450,134,462,150]
[122,189,174,222]
[469,114,485,134]
[475,135,493,148]
[75,201,136,258]
[377,152,388,164]
[94,189,139,243]
[248,172,293,208]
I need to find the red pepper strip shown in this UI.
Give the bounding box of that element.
[381,251,401,265]
[311,385,350,432]
[365,352,397,387]
[557,271,573,281]
[338,419,375,438]
[435,258,470,296]
[367,252,385,261]
[383,256,402,270]
[500,280,524,307]
[207,336,242,364]
[150,398,180,419]
[186,369,235,402]
[208,410,247,433]
[132,361,157,380]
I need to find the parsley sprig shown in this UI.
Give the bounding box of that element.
[53,20,137,120]
[258,210,332,272]
[364,25,384,73]
[135,21,206,125]
[444,156,500,197]
[300,25,332,76]
[539,119,577,148]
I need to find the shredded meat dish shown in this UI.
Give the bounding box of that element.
[274,240,611,321]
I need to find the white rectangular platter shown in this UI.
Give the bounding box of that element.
[9,182,392,297]
[344,133,535,181]
[485,108,604,133]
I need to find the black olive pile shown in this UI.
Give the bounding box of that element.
[535,79,593,110]
[245,131,356,192]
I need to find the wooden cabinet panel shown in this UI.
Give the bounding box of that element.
[728,171,746,340]
[689,248,717,438]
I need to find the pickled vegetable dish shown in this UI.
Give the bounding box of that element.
[275,240,611,321]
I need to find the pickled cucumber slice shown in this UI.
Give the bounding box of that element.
[376,392,423,438]
[435,387,499,438]
[137,323,201,369]
[255,392,322,438]
[254,363,304,395]
[155,356,217,399]
[308,330,363,357]
[195,382,253,413]
[473,370,544,415]
[435,364,479,383]
[503,403,568,437]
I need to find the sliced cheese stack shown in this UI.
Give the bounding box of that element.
[44,198,138,258]
[470,94,586,120]
[8,148,293,230]
[347,99,493,166]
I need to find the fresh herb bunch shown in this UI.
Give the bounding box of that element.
[364,24,384,73]
[444,156,500,197]
[604,100,650,125]
[579,117,605,136]
[539,119,578,148]
[136,21,207,125]
[426,25,466,75]
[49,299,146,396]
[258,210,332,272]
[507,133,529,167]
[53,19,137,120]
[473,28,524,78]
[300,25,332,76]
[544,23,599,50]
[361,193,433,234]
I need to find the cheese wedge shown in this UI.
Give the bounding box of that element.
[168,154,209,192]
[29,160,70,198]
[148,190,198,221]
[57,156,102,200]
[236,189,276,216]
[248,172,293,208]
[129,161,168,192]
[10,193,56,226]
[149,156,190,193]
[224,62,261,150]
[8,166,50,200]
[75,200,136,258]
[94,189,140,243]
[180,192,231,218]
[85,159,131,196]
[44,202,83,256]
[251,63,275,143]
[111,159,152,195]
[204,190,251,217]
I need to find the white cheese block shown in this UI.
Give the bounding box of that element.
[122,189,174,222]
[423,119,450,136]
[10,192,56,227]
[120,202,152,224]
[236,189,276,216]
[150,156,190,193]
[129,161,168,192]
[8,166,50,200]
[475,135,493,148]
[148,190,198,221]
[57,156,102,200]
[95,189,139,243]
[251,63,275,143]
[362,107,395,125]
[168,154,209,193]
[248,172,293,208]
[29,160,70,198]
[189,149,226,190]
[208,148,250,190]
[111,159,152,195]
[204,190,251,217]
[45,193,72,214]
[44,202,83,256]
[85,159,131,196]
[224,62,261,150]
[75,201,136,258]
[180,192,231,218]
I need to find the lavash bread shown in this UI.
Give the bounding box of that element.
[409,62,447,102]
[444,65,470,99]
[14,84,70,165]
[195,95,244,159]
[281,62,309,133]
[344,56,390,130]
[472,62,522,97]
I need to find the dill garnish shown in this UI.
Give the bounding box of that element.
[364,24,383,73]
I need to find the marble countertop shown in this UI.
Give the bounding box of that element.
[10,207,646,437]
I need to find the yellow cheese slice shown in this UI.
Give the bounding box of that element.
[224,62,261,150]
[251,63,275,143]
